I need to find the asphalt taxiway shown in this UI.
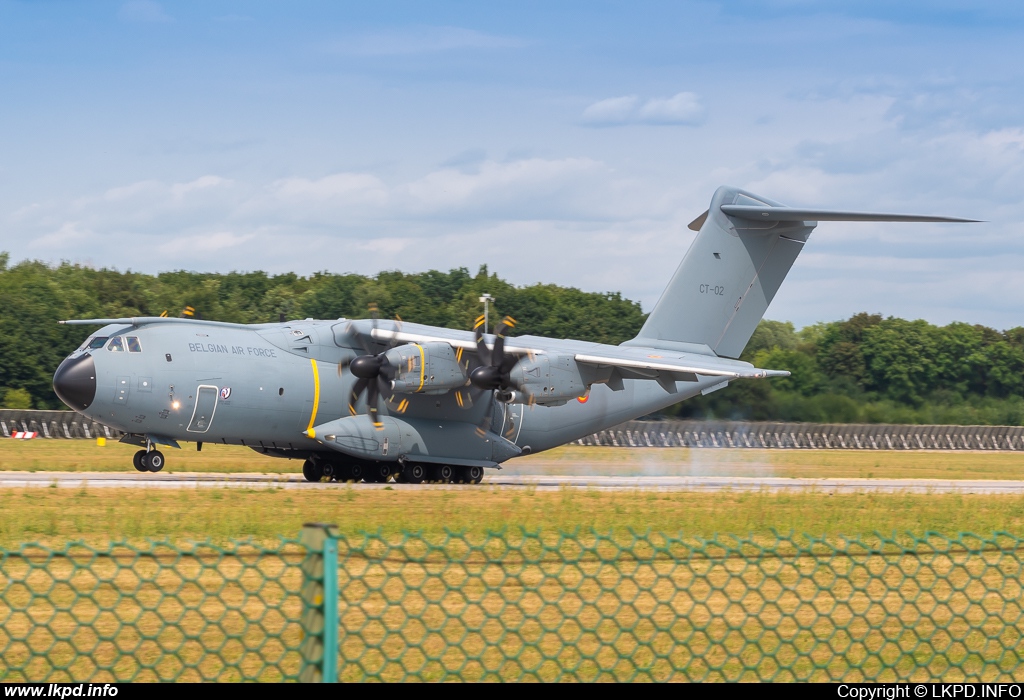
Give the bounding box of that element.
[1,471,1024,493]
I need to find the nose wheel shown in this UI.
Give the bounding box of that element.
[133,449,164,473]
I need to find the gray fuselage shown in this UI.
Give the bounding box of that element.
[56,317,732,464]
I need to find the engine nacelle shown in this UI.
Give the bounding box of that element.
[387,342,468,395]
[509,354,587,405]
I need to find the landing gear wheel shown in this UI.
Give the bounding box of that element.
[144,450,165,473]
[133,450,147,472]
[466,466,484,484]
[402,463,426,484]
[339,463,363,483]
[321,462,336,481]
[366,463,393,483]
[302,459,324,483]
[428,464,453,483]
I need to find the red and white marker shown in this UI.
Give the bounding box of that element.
[11,432,37,439]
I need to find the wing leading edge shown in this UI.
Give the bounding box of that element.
[573,353,789,381]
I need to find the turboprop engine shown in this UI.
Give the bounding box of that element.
[387,342,469,394]
[508,354,587,406]
[313,415,521,466]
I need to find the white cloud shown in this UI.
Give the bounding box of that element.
[581,92,704,126]
[6,159,677,294]
[117,1,172,23]
[637,93,704,125]
[580,96,639,126]
[269,174,389,205]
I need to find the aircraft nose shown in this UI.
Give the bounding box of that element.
[53,353,97,411]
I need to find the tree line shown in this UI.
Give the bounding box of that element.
[2,252,1023,425]
[0,254,643,409]
[678,315,1024,426]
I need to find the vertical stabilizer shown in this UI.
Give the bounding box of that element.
[632,186,814,359]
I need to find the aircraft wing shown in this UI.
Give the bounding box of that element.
[573,349,790,381]
[369,324,789,383]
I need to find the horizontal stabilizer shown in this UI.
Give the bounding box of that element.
[720,205,980,224]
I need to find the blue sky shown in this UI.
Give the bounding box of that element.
[2,1,1023,329]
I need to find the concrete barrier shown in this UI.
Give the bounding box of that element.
[4,410,1023,451]
[0,410,121,440]
[577,420,1024,451]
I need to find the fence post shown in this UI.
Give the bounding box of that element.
[299,522,340,683]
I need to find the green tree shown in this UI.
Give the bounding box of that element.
[2,387,32,409]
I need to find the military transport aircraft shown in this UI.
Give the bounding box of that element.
[51,186,975,484]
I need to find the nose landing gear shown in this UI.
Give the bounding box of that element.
[133,449,165,473]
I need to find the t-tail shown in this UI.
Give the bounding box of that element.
[629,185,978,359]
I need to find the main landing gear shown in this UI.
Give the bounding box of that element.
[301,458,484,485]
[132,449,165,473]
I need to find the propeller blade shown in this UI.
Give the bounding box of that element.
[349,377,369,415]
[342,320,374,355]
[474,315,491,365]
[454,387,475,409]
[491,317,513,363]
[499,353,519,375]
[494,315,516,336]
[474,395,495,438]
[389,315,404,350]
[387,389,410,414]
[366,375,381,427]
[368,303,380,348]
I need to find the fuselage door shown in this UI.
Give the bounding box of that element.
[187,385,219,433]
[499,401,525,444]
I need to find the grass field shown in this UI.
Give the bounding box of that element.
[3,440,1024,546]
[5,443,1024,682]
[3,486,1024,546]
[5,439,1024,480]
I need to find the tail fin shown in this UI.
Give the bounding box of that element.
[631,186,976,359]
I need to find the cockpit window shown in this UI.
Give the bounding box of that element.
[107,337,125,352]
[126,336,142,353]
[88,337,108,350]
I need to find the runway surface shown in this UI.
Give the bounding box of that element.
[2,471,1024,493]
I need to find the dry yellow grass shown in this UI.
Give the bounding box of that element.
[6,443,1024,682]
[2,486,1024,547]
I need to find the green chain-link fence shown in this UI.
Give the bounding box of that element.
[0,538,307,681]
[3,529,1024,682]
